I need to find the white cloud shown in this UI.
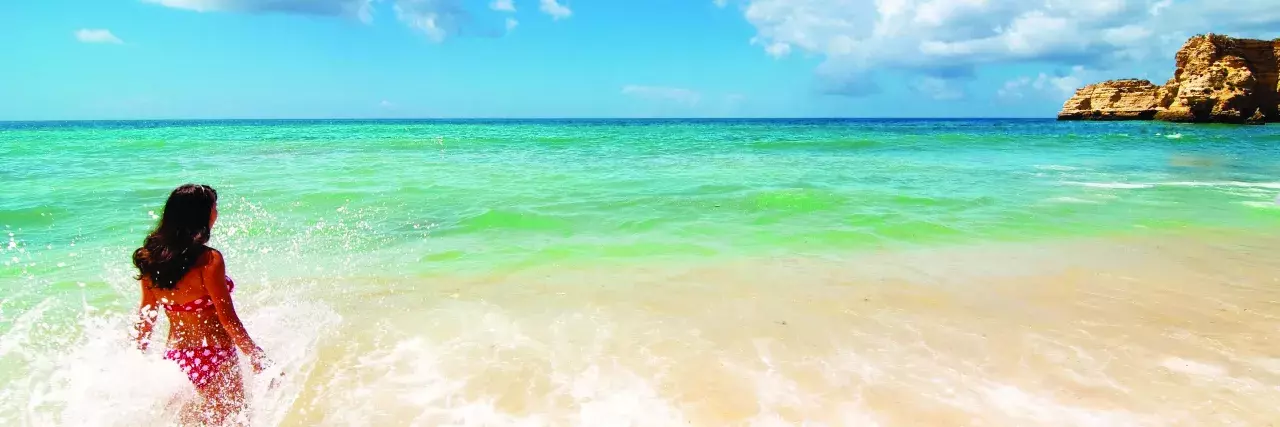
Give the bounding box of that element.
[998,65,1092,100]
[146,0,374,22]
[149,0,564,41]
[1035,66,1089,98]
[726,0,1280,96]
[1148,0,1172,16]
[752,37,792,58]
[622,85,702,106]
[911,76,964,100]
[490,0,515,12]
[380,100,395,108]
[540,0,572,20]
[394,0,469,43]
[996,76,1032,99]
[74,29,123,44]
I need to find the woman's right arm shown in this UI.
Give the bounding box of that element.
[203,249,270,371]
[133,277,158,351]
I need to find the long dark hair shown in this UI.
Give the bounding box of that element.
[133,184,218,289]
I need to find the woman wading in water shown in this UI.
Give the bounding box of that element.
[131,184,271,425]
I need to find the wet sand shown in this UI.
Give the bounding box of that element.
[261,233,1280,426]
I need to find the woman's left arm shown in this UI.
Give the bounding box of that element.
[133,278,159,351]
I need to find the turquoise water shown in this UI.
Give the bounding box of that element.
[3,119,1280,425]
[5,119,1279,278]
[4,118,1280,323]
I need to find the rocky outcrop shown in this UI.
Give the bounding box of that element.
[1247,108,1267,125]
[1056,79,1163,120]
[1058,34,1279,124]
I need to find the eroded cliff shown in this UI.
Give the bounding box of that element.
[1058,34,1279,124]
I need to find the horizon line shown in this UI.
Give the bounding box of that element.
[0,117,1056,123]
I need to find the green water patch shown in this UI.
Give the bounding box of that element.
[871,218,971,243]
[532,135,590,145]
[0,206,68,229]
[613,216,667,233]
[746,138,885,152]
[1240,203,1280,222]
[742,188,848,213]
[603,187,848,213]
[449,208,579,235]
[422,249,467,262]
[886,193,1000,211]
[292,190,393,209]
[596,240,720,258]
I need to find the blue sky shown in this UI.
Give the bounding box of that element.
[2,0,1277,120]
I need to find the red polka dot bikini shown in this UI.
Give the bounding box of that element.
[158,277,239,388]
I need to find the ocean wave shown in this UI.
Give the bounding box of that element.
[1044,196,1102,204]
[1240,201,1279,210]
[1158,181,1280,189]
[0,288,339,427]
[1033,165,1081,171]
[1060,182,1155,189]
[1061,181,1280,190]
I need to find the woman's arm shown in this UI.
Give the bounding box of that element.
[134,278,158,351]
[202,249,270,371]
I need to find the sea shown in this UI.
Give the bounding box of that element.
[2,119,1279,426]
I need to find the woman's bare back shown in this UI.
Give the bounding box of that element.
[147,251,235,349]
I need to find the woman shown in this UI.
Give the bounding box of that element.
[131,184,271,424]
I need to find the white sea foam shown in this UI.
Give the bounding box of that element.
[1034,165,1080,171]
[311,307,693,427]
[1158,181,1280,189]
[0,286,339,427]
[7,233,1280,426]
[1241,201,1279,209]
[1046,196,1102,204]
[1165,133,1183,139]
[978,384,1148,426]
[1061,181,1154,189]
[1062,181,1280,191]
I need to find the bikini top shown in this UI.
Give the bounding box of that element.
[159,277,236,313]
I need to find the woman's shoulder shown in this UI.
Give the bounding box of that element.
[196,246,225,266]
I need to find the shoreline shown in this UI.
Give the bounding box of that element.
[275,231,1280,425]
[4,229,1280,425]
[3,117,1279,426]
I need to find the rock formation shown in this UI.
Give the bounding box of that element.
[1247,108,1267,125]
[1058,34,1279,124]
[1057,79,1163,120]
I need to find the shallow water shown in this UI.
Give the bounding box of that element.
[2,119,1279,425]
